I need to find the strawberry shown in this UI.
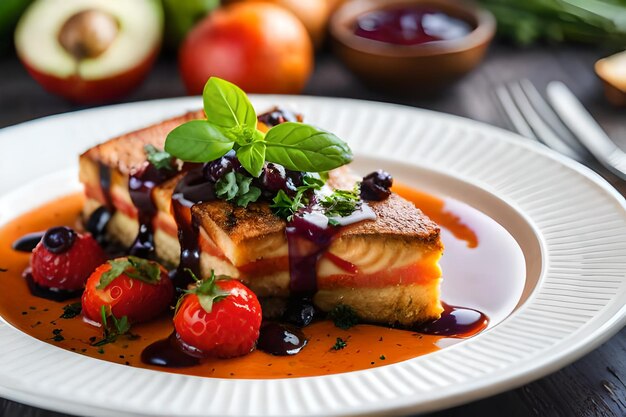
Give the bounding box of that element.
[82,256,174,324]
[174,271,262,358]
[31,226,106,291]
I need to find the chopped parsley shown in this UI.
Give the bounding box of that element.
[329,304,359,330]
[144,144,174,171]
[97,256,162,290]
[320,187,361,218]
[379,355,386,360]
[332,337,347,350]
[215,171,262,208]
[270,174,325,220]
[60,302,82,319]
[51,329,64,342]
[91,306,136,347]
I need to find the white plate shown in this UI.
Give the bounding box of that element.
[0,96,625,417]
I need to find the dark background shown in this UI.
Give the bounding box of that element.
[1,42,625,416]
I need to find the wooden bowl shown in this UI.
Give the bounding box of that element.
[329,0,496,90]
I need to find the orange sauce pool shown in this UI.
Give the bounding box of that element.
[0,188,479,379]
[393,184,478,248]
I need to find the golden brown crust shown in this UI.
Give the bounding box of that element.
[192,200,285,246]
[338,194,440,245]
[193,192,439,246]
[81,110,204,174]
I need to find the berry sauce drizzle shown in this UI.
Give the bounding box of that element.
[170,166,214,290]
[141,332,200,368]
[257,322,308,356]
[11,232,44,252]
[98,162,114,211]
[413,302,488,337]
[22,269,81,302]
[128,163,177,259]
[285,215,338,295]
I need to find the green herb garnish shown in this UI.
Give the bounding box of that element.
[97,256,162,290]
[329,304,359,330]
[144,144,174,171]
[178,269,230,314]
[60,302,82,319]
[269,173,325,220]
[51,329,64,342]
[320,187,361,219]
[164,77,352,178]
[332,337,347,350]
[215,171,262,208]
[379,355,386,360]
[91,306,134,347]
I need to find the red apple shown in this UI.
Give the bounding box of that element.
[179,2,313,95]
[14,0,163,104]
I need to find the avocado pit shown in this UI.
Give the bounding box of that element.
[58,9,119,60]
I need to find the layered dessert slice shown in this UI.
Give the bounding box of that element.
[79,107,444,326]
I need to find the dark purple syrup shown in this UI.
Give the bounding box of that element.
[23,269,81,302]
[141,332,200,368]
[413,303,488,337]
[98,162,114,211]
[354,7,472,46]
[285,215,339,295]
[11,232,44,252]
[257,322,307,356]
[128,162,177,259]
[170,166,216,290]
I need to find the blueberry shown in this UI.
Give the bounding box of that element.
[260,163,288,192]
[283,298,318,327]
[43,226,76,254]
[360,170,393,201]
[203,150,242,182]
[257,107,298,127]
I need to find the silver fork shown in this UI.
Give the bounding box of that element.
[496,79,626,180]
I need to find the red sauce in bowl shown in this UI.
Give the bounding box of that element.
[354,7,472,45]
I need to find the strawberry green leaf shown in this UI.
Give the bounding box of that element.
[97,257,162,290]
[192,270,230,314]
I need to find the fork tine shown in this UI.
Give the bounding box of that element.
[507,81,584,161]
[495,85,538,141]
[518,79,589,156]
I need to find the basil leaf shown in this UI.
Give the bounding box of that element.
[165,120,234,163]
[265,122,353,172]
[237,141,266,177]
[203,77,257,130]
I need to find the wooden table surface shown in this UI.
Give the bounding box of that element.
[0,42,625,417]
